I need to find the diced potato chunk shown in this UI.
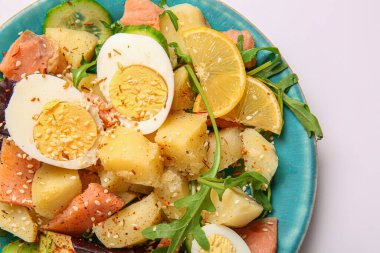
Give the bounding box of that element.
[0,202,37,242]
[160,4,208,67]
[46,28,98,68]
[32,164,82,219]
[94,193,163,248]
[204,188,263,228]
[99,170,131,193]
[241,129,278,181]
[155,111,208,178]
[154,168,189,219]
[207,127,242,170]
[172,66,196,111]
[117,191,138,206]
[98,127,164,187]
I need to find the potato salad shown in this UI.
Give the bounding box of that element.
[0,0,323,252]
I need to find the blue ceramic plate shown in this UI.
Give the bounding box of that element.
[0,1,317,252]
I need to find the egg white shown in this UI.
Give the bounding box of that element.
[97,33,174,134]
[5,74,102,170]
[191,224,251,253]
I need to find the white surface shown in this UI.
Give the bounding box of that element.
[1,0,379,252]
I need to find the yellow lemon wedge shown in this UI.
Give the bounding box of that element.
[223,77,283,134]
[183,27,246,118]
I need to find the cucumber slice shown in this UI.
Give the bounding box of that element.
[122,25,170,56]
[43,0,112,44]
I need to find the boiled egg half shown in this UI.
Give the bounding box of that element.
[5,74,102,170]
[192,224,250,253]
[97,33,174,134]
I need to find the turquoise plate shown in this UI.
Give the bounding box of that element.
[0,0,317,252]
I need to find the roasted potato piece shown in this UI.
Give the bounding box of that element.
[94,193,163,248]
[204,188,263,228]
[160,4,208,67]
[155,111,208,178]
[207,127,242,170]
[0,202,37,242]
[154,168,189,219]
[46,28,98,68]
[172,66,196,111]
[32,164,82,219]
[241,128,278,181]
[98,127,164,187]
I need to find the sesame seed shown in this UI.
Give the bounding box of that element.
[266,221,274,225]
[11,195,16,201]
[26,179,32,184]
[15,61,22,67]
[16,172,23,176]
[91,217,95,222]
[103,189,109,194]
[84,201,89,207]
[27,164,34,169]
[96,210,103,215]
[6,189,12,195]
[105,198,111,203]
[113,234,119,239]
[107,211,112,216]
[22,184,28,189]
[70,176,77,180]
[26,156,32,161]
[104,178,110,183]
[73,206,79,211]
[262,228,269,232]
[19,189,25,194]
[28,170,34,174]
[94,200,101,206]
[17,153,22,158]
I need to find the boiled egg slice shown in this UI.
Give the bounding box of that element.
[192,224,250,253]
[97,33,174,134]
[5,74,102,170]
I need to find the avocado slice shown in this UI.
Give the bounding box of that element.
[38,232,74,253]
[2,240,38,253]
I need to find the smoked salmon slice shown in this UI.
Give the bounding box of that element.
[83,93,120,128]
[121,0,163,31]
[0,30,67,81]
[43,183,124,236]
[0,140,40,208]
[234,217,278,253]
[224,30,256,68]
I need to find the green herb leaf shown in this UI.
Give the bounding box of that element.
[143,65,221,253]
[72,59,97,88]
[242,47,280,65]
[0,77,4,82]
[153,247,169,253]
[283,94,323,139]
[161,10,179,31]
[169,42,192,65]
[158,0,167,8]
[101,20,124,34]
[254,61,288,79]
[237,35,244,52]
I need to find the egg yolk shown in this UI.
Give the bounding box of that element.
[200,234,236,253]
[109,65,168,121]
[33,101,98,161]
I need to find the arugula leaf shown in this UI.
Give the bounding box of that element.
[237,34,244,52]
[169,42,192,65]
[100,20,124,34]
[161,10,179,31]
[283,94,323,139]
[158,0,167,7]
[72,59,97,88]
[143,65,221,253]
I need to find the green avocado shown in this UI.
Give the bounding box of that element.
[2,240,38,253]
[38,232,74,253]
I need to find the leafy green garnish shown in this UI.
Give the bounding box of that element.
[160,10,179,31]
[72,59,97,88]
[199,171,272,214]
[158,0,167,8]
[237,34,244,52]
[101,20,124,34]
[143,65,221,253]
[0,77,4,82]
[169,42,192,65]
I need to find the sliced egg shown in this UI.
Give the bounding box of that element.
[5,74,102,170]
[97,33,174,134]
[192,224,250,253]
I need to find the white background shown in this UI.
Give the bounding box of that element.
[1,0,379,252]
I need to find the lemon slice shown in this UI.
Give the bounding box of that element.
[223,77,283,134]
[183,27,246,118]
